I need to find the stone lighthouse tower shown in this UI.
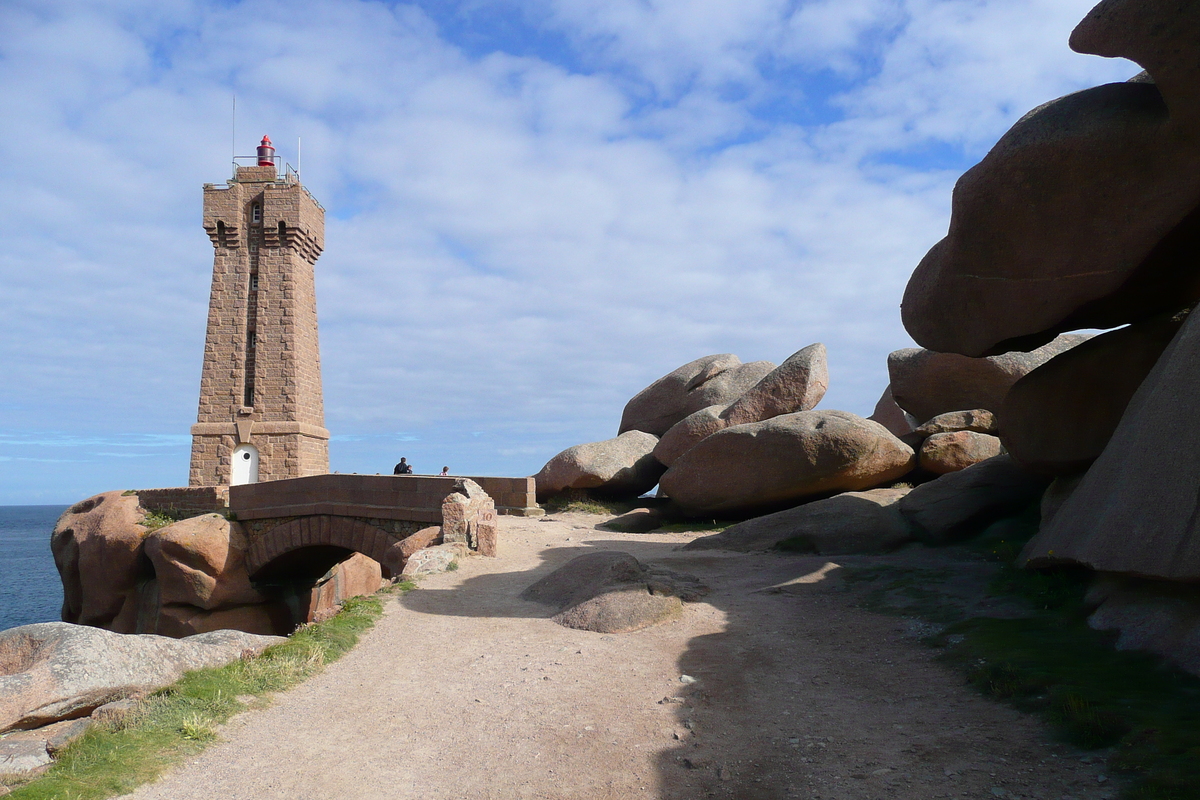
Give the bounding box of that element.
[189,137,330,486]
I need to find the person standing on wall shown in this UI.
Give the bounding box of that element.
[394,458,413,475]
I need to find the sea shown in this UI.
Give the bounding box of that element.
[0,505,67,632]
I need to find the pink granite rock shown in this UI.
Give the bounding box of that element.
[535,431,665,500]
[913,409,997,438]
[999,312,1183,475]
[659,410,915,517]
[902,12,1200,358]
[442,479,497,555]
[51,492,148,634]
[887,335,1090,424]
[0,623,281,732]
[1022,309,1200,580]
[919,431,1004,475]
[652,405,731,467]
[653,344,829,466]
[685,487,913,554]
[867,384,916,438]
[619,354,775,436]
[143,514,267,611]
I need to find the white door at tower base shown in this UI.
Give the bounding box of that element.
[231,444,259,485]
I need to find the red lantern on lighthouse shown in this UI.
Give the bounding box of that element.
[257,135,275,167]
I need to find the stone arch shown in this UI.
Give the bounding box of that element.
[245,515,406,582]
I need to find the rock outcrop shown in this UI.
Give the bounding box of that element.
[442,479,498,556]
[1022,309,1200,580]
[887,335,1090,424]
[899,455,1049,545]
[659,410,915,517]
[402,542,469,577]
[51,492,149,634]
[618,354,775,436]
[999,312,1185,475]
[0,623,281,733]
[913,409,997,438]
[520,552,706,633]
[685,488,913,554]
[144,514,267,611]
[600,507,665,533]
[535,431,665,500]
[918,431,1004,475]
[901,80,1200,355]
[653,343,829,466]
[1086,575,1200,678]
[867,385,916,438]
[154,602,294,639]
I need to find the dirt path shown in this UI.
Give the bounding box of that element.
[122,513,1117,800]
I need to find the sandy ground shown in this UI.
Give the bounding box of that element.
[122,512,1118,800]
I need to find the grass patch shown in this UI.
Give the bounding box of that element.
[5,590,401,800]
[657,521,729,534]
[138,510,180,532]
[843,565,965,624]
[540,491,640,516]
[842,513,1200,799]
[936,615,1200,797]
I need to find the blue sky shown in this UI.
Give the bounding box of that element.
[0,0,1133,505]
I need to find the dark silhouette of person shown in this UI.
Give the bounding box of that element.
[394,458,413,475]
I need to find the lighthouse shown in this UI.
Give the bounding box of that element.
[189,138,330,487]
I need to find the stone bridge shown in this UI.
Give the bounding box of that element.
[218,474,537,582]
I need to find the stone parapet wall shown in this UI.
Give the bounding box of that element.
[465,476,541,516]
[228,473,541,519]
[137,486,230,518]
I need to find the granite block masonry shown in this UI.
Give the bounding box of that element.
[190,155,330,486]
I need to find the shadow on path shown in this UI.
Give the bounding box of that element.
[397,520,1109,800]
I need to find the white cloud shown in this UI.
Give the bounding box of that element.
[0,0,1139,502]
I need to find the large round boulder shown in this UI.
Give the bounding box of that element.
[154,602,294,639]
[658,410,916,517]
[619,354,775,436]
[1021,308,1200,580]
[519,551,703,634]
[51,492,149,634]
[901,30,1200,358]
[867,384,916,438]
[0,623,282,732]
[898,455,1049,545]
[652,344,830,466]
[652,405,728,467]
[722,343,828,425]
[918,431,1004,475]
[999,311,1184,475]
[887,334,1091,424]
[534,431,666,500]
[684,487,913,554]
[143,514,267,611]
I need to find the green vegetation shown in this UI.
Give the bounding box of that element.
[4,588,405,800]
[138,510,180,532]
[656,520,729,534]
[843,512,1200,799]
[540,491,641,516]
